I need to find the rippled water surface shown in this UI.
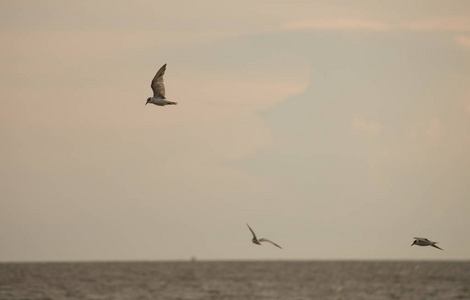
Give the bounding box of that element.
[1,261,469,299]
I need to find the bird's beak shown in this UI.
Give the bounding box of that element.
[411,242,415,247]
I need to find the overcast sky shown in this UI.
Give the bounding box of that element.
[2,1,470,262]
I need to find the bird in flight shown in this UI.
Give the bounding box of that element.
[146,63,177,106]
[246,223,282,249]
[411,237,443,251]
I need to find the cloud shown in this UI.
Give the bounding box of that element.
[456,35,470,48]
[282,16,470,34]
[402,17,470,32]
[282,19,391,32]
[352,117,382,136]
[425,118,441,138]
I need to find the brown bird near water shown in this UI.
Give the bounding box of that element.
[246,223,282,249]
[411,237,443,251]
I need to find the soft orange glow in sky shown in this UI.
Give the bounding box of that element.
[2,0,470,262]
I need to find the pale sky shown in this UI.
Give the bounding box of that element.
[2,1,470,262]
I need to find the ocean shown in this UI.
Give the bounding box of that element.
[0,261,469,299]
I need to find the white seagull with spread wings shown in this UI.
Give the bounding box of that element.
[411,237,443,251]
[146,63,177,106]
[246,223,282,249]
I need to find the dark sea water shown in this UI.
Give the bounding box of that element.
[1,261,469,300]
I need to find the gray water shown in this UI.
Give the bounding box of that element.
[1,261,469,300]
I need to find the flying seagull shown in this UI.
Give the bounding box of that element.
[146,63,177,106]
[246,223,282,249]
[411,237,443,251]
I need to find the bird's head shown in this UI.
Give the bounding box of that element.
[411,240,416,247]
[145,97,151,105]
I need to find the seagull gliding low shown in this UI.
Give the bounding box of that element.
[246,223,282,249]
[411,237,443,251]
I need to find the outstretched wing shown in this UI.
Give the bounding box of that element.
[431,244,443,251]
[151,64,166,98]
[414,237,429,242]
[259,238,282,249]
[246,223,257,240]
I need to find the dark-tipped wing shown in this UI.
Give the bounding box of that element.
[431,244,443,251]
[259,238,282,249]
[246,223,257,240]
[151,64,166,98]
